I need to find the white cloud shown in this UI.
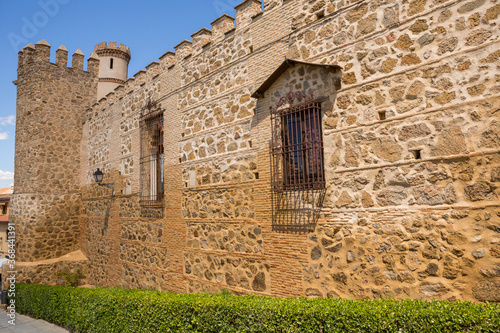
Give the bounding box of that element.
[0,170,14,181]
[0,132,8,140]
[0,115,15,126]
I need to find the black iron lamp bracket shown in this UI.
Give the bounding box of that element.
[98,183,115,191]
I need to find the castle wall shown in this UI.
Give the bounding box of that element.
[18,0,499,301]
[13,43,98,262]
[288,0,500,300]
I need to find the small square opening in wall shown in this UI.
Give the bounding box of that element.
[411,149,422,160]
[254,172,259,180]
[378,110,386,121]
[316,10,325,20]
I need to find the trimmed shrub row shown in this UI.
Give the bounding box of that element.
[15,283,500,332]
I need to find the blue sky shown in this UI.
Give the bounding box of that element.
[0,0,245,189]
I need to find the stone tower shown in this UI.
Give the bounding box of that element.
[94,42,131,100]
[11,40,99,261]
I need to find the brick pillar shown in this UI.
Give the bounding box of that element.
[107,197,122,286]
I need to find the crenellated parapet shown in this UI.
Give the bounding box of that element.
[147,0,263,87]
[263,0,281,12]
[174,40,193,60]
[191,28,212,55]
[145,61,160,80]
[159,51,176,71]
[14,39,101,262]
[83,0,283,106]
[134,70,147,86]
[55,45,68,66]
[83,0,278,100]
[72,49,85,69]
[104,90,116,105]
[87,51,100,74]
[124,77,135,94]
[17,40,100,74]
[114,84,125,100]
[17,43,35,68]
[94,41,131,61]
[211,14,235,42]
[34,39,51,61]
[235,0,262,28]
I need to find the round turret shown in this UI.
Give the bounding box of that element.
[94,41,131,100]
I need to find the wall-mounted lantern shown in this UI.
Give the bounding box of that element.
[93,168,114,194]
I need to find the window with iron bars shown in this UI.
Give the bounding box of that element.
[271,102,325,192]
[140,111,164,207]
[270,101,326,232]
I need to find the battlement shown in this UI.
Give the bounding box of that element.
[174,40,193,60]
[84,0,280,113]
[94,41,131,61]
[211,14,236,41]
[134,70,147,85]
[18,40,99,74]
[125,77,136,94]
[191,28,212,54]
[147,0,266,78]
[159,51,176,70]
[235,0,262,28]
[145,61,160,80]
[113,85,125,100]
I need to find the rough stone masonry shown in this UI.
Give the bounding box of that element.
[8,0,500,302]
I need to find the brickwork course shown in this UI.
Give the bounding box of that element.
[8,0,500,302]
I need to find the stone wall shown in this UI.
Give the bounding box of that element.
[12,194,81,261]
[185,251,270,294]
[14,0,499,302]
[281,0,499,302]
[79,37,177,289]
[304,207,500,301]
[13,42,98,261]
[2,250,90,290]
[77,0,499,301]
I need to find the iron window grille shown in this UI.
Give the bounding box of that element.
[271,101,325,191]
[270,94,326,232]
[140,100,164,207]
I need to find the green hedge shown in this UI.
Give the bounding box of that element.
[15,283,500,332]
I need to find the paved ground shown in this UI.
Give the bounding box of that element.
[0,309,69,332]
